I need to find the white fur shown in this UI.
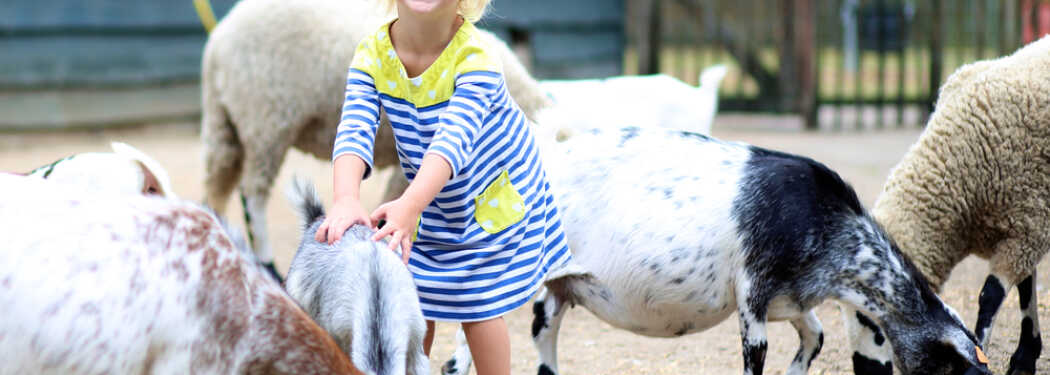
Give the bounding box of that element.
[284,179,428,375]
[25,142,176,198]
[543,129,750,334]
[537,64,727,137]
[0,175,353,374]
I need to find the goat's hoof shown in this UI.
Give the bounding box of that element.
[441,358,459,375]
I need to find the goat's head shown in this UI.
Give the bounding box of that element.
[882,291,991,375]
[25,142,176,198]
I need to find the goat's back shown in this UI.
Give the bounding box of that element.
[285,181,427,375]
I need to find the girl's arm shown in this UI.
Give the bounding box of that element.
[316,67,382,244]
[370,153,451,263]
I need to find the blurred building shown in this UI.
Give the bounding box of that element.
[0,0,622,89]
[479,0,625,79]
[0,0,622,129]
[0,1,237,89]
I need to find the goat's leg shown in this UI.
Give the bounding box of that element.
[239,143,291,283]
[1006,272,1041,375]
[737,286,769,375]
[441,329,473,375]
[842,303,894,375]
[738,312,768,375]
[786,310,823,375]
[532,286,568,375]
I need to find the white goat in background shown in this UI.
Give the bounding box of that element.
[538,64,728,137]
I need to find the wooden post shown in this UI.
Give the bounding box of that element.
[637,0,663,75]
[779,0,817,128]
[1001,0,1013,56]
[927,0,944,117]
[779,0,797,112]
[875,0,887,129]
[796,0,818,130]
[1032,0,1042,43]
[896,0,907,128]
[976,0,986,59]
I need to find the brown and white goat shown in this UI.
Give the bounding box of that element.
[0,174,355,374]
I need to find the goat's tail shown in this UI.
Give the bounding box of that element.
[698,64,728,90]
[287,176,326,228]
[701,64,726,89]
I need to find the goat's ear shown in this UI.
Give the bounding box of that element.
[136,161,164,196]
[112,142,175,198]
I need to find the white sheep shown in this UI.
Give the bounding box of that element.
[0,174,356,374]
[284,178,428,375]
[441,126,991,375]
[200,0,552,278]
[845,35,1050,375]
[22,141,175,198]
[537,64,728,136]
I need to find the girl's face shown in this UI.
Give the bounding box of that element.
[396,0,457,18]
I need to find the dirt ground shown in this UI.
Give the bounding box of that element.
[2,116,1048,374]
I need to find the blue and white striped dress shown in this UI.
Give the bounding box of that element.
[333,20,574,322]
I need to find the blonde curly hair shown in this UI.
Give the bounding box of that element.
[381,0,490,23]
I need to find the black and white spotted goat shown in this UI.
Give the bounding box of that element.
[442,127,991,375]
[284,178,429,375]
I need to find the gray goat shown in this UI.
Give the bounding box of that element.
[284,178,428,375]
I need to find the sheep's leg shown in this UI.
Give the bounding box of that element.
[841,303,894,375]
[201,104,243,216]
[974,273,1010,347]
[239,145,291,283]
[380,169,410,203]
[441,329,473,375]
[241,193,281,282]
[1006,272,1041,375]
[531,287,568,375]
[786,310,823,375]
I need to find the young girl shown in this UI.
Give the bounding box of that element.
[314,0,575,373]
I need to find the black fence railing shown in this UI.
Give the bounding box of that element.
[627,0,1048,129]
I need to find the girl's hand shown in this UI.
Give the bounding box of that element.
[370,197,424,264]
[315,198,372,245]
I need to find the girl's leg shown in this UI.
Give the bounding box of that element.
[461,317,510,375]
[424,320,436,355]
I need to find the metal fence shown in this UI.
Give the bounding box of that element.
[628,0,1049,129]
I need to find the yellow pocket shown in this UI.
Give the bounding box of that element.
[412,215,420,242]
[474,170,527,234]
